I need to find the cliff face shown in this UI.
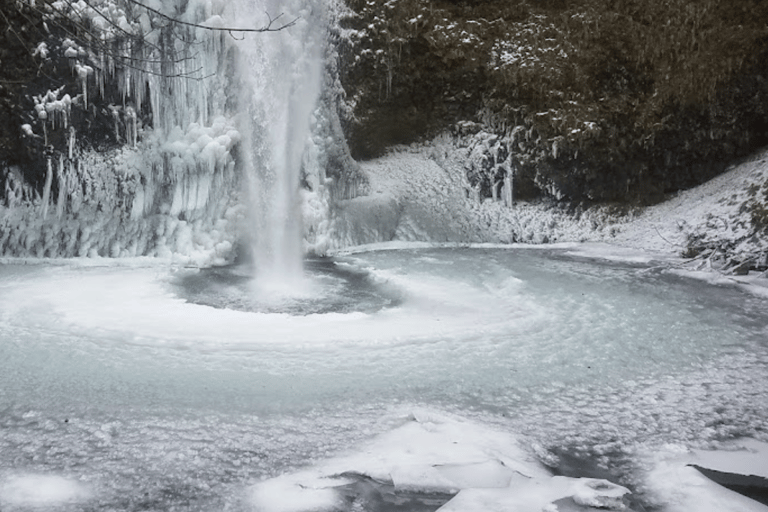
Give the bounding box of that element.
[334,0,768,204]
[2,0,768,261]
[0,1,243,261]
[1,3,150,190]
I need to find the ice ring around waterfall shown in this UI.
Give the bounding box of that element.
[170,258,403,315]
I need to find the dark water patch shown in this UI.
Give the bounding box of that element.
[333,473,456,512]
[543,446,652,512]
[691,465,768,506]
[171,258,402,315]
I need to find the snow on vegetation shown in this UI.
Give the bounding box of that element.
[327,135,768,280]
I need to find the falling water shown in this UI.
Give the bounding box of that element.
[234,0,324,289]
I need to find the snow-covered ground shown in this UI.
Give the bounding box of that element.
[609,149,768,260]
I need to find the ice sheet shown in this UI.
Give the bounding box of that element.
[1,247,767,511]
[689,439,768,479]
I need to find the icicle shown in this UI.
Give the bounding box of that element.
[126,106,137,148]
[99,50,105,99]
[503,173,513,207]
[75,64,93,109]
[62,94,71,128]
[41,157,53,220]
[110,105,121,142]
[68,126,76,160]
[69,157,81,214]
[56,155,66,219]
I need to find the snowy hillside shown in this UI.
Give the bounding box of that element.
[329,143,768,276]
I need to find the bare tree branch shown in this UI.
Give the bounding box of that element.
[120,0,298,33]
[24,1,202,73]
[3,0,299,86]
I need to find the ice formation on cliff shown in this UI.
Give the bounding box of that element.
[1,0,327,267]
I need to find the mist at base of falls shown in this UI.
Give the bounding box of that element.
[1,246,767,511]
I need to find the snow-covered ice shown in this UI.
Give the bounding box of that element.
[1,247,767,510]
[642,442,768,512]
[0,474,91,508]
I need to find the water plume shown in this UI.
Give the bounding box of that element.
[234,0,324,290]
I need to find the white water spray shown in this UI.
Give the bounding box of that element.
[234,0,324,290]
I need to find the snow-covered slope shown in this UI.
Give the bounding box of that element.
[328,145,768,274]
[610,148,768,262]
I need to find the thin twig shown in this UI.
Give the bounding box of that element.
[0,8,35,59]
[653,225,682,247]
[29,4,199,68]
[121,0,298,33]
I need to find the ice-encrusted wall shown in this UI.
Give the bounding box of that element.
[0,0,336,266]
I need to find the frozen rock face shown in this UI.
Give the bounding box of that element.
[0,0,335,265]
[1,0,245,263]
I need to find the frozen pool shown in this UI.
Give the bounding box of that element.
[0,246,767,511]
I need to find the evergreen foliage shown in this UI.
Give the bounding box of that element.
[338,0,768,203]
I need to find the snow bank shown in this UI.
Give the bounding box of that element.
[324,149,638,251]
[0,474,91,507]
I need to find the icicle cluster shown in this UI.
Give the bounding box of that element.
[463,128,517,206]
[1,0,244,264]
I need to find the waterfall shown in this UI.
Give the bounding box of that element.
[234,0,324,286]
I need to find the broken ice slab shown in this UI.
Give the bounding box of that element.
[643,439,768,512]
[247,410,633,512]
[436,476,631,512]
